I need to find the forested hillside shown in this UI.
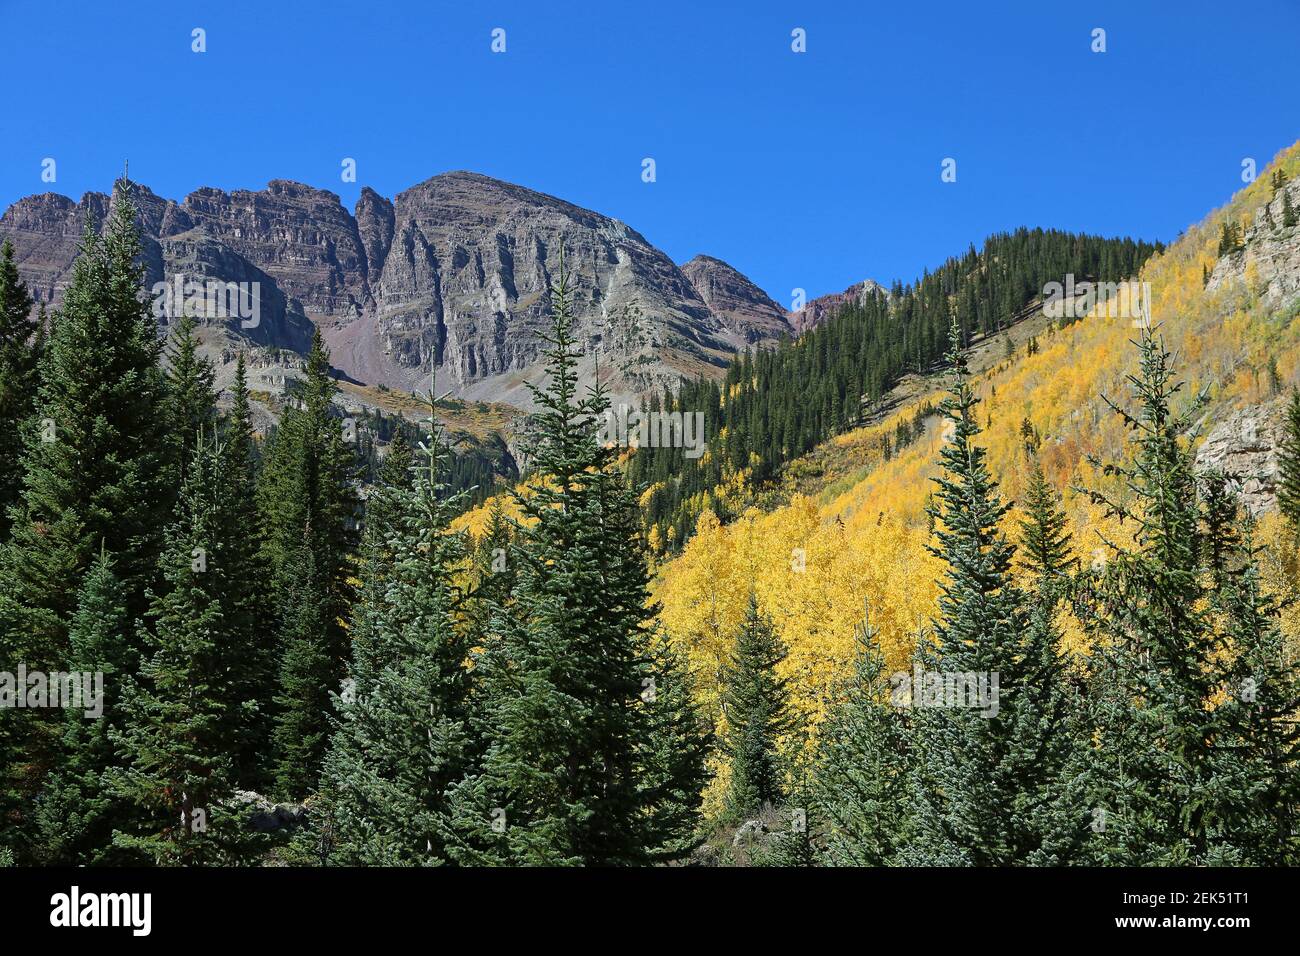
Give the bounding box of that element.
[3,141,1299,869]
[631,229,1163,553]
[646,142,1300,838]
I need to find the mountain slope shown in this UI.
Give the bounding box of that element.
[649,142,1300,793]
[0,172,790,411]
[679,254,792,342]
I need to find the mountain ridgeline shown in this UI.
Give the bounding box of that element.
[630,227,1163,551]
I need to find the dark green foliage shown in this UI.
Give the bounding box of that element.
[257,331,359,796]
[2,182,172,653]
[444,257,708,865]
[1278,386,1300,540]
[811,613,912,865]
[31,552,130,864]
[0,238,40,542]
[316,410,476,865]
[109,432,268,865]
[219,354,274,786]
[0,184,171,856]
[721,595,793,821]
[906,322,1033,864]
[164,314,216,483]
[1218,220,1243,256]
[633,228,1161,552]
[269,545,334,798]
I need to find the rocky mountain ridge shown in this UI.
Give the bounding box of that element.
[1,173,840,411]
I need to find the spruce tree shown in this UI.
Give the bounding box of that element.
[2,181,172,651]
[220,353,274,785]
[1074,329,1224,864]
[0,183,170,854]
[109,432,267,865]
[258,330,358,795]
[444,256,705,865]
[32,552,132,864]
[906,319,1038,865]
[721,594,793,822]
[0,238,39,542]
[164,313,216,483]
[316,408,475,864]
[1277,386,1300,542]
[811,612,912,865]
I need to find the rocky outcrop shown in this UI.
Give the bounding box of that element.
[1,171,794,410]
[790,278,888,333]
[680,254,791,343]
[1194,404,1281,516]
[1208,176,1300,307]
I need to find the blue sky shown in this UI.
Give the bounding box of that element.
[2,0,1297,305]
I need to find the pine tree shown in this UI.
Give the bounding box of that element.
[220,353,274,785]
[811,612,912,865]
[109,432,267,865]
[316,407,475,864]
[2,181,172,650]
[1074,329,1225,864]
[1283,184,1298,229]
[444,256,705,865]
[32,552,132,864]
[1212,510,1300,865]
[1012,450,1086,864]
[1278,387,1300,541]
[0,183,171,855]
[0,238,39,542]
[638,632,713,862]
[269,543,335,799]
[906,319,1037,865]
[258,330,358,796]
[164,313,216,482]
[720,595,793,822]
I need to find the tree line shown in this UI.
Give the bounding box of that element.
[0,184,709,865]
[632,227,1163,554]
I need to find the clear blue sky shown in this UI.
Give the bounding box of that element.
[2,0,1297,305]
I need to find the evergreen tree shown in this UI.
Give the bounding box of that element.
[258,330,358,796]
[316,407,475,864]
[906,320,1040,865]
[1012,451,1086,864]
[1212,510,1300,865]
[1074,329,1224,864]
[1283,184,1298,229]
[220,353,274,785]
[445,256,706,865]
[269,543,335,798]
[0,183,171,855]
[32,552,132,864]
[0,238,39,542]
[719,595,793,822]
[2,181,171,650]
[109,432,267,865]
[1277,386,1300,541]
[164,313,216,482]
[638,633,713,862]
[811,612,912,865]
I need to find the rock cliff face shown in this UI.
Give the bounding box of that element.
[1208,176,1300,305]
[1195,404,1281,516]
[679,254,791,343]
[1,172,791,410]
